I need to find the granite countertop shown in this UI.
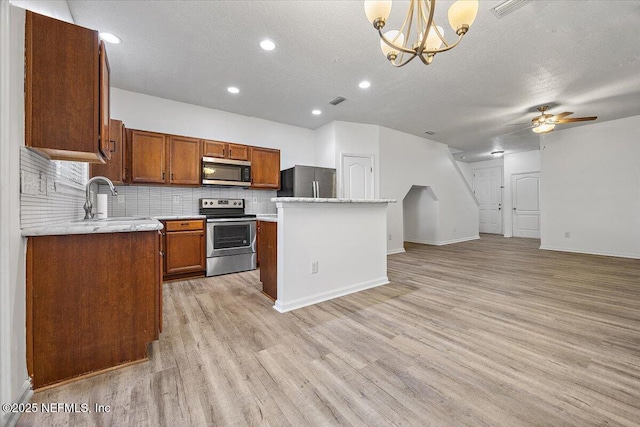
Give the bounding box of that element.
[153,215,207,220]
[256,214,277,222]
[272,197,397,203]
[21,217,163,237]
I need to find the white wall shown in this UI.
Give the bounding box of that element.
[111,88,316,170]
[503,150,540,237]
[457,161,473,188]
[469,158,504,172]
[1,6,30,425]
[313,122,336,169]
[9,0,72,22]
[540,115,640,258]
[403,186,439,244]
[379,126,479,253]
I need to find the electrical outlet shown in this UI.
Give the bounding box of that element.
[253,197,258,204]
[311,261,318,274]
[388,233,392,241]
[564,232,571,238]
[173,195,181,204]
[117,195,125,204]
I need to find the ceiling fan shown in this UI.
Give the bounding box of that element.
[529,106,598,134]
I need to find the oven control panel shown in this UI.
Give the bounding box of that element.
[200,198,245,208]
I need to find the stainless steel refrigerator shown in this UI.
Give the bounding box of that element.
[278,165,336,198]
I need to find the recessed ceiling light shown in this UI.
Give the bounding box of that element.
[312,110,322,115]
[491,150,504,156]
[359,80,371,89]
[227,87,240,94]
[260,39,276,51]
[99,32,121,44]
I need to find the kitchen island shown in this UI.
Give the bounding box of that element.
[271,197,395,313]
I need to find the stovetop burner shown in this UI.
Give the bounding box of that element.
[199,198,255,220]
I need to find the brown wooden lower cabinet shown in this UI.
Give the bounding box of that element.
[161,219,206,281]
[258,220,277,300]
[26,231,160,389]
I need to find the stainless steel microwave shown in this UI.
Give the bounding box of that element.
[202,157,251,187]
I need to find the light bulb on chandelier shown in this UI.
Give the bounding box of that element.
[364,0,479,67]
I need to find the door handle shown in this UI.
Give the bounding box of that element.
[316,181,320,198]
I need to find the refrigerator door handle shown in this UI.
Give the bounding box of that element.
[312,181,317,198]
[316,180,320,198]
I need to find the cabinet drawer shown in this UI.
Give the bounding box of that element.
[165,220,204,232]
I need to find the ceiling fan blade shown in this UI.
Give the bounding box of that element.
[556,116,598,124]
[552,112,573,120]
[501,125,533,136]
[505,122,530,126]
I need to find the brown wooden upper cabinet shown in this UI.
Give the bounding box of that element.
[25,11,110,163]
[202,140,249,161]
[169,135,201,185]
[90,119,126,183]
[250,147,281,189]
[128,130,167,184]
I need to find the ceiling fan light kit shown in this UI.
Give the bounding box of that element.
[364,0,479,67]
[530,106,597,134]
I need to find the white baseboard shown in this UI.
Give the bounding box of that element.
[273,277,390,313]
[539,245,639,260]
[2,379,33,427]
[386,248,405,255]
[406,235,480,246]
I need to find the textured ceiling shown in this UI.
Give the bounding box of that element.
[66,0,640,162]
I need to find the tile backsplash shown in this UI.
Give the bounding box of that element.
[97,185,277,217]
[20,148,88,228]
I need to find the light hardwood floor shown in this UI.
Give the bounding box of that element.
[18,235,640,426]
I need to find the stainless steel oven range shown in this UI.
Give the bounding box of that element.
[200,198,256,276]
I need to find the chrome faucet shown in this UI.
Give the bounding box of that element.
[84,176,118,219]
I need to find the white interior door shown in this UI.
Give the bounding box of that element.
[342,155,373,199]
[512,172,540,238]
[473,167,502,234]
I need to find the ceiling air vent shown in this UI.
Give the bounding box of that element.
[424,130,436,136]
[491,0,531,18]
[329,96,346,106]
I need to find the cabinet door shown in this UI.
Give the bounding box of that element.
[202,140,226,158]
[165,231,206,275]
[259,221,277,300]
[169,136,201,185]
[129,130,167,184]
[25,11,104,163]
[250,147,281,189]
[99,41,111,161]
[227,143,249,161]
[90,119,125,183]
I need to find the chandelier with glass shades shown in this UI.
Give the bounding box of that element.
[364,0,479,67]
